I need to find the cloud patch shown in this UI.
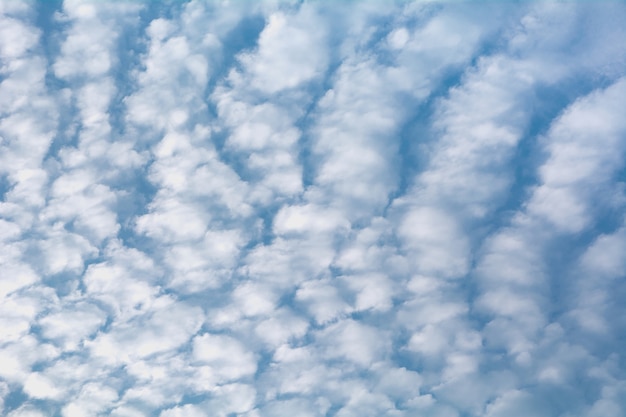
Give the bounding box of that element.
[0,1,625,416]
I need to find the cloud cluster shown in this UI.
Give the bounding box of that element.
[1,1,625,416]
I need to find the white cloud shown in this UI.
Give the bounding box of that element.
[317,319,390,367]
[88,297,203,364]
[1,2,625,416]
[374,365,423,404]
[164,228,245,292]
[38,226,97,276]
[0,6,57,217]
[240,236,336,288]
[212,89,305,202]
[61,382,119,417]
[206,383,257,416]
[296,278,351,325]
[274,204,349,236]
[53,2,141,79]
[484,390,549,417]
[83,258,160,320]
[38,301,107,351]
[340,273,394,312]
[254,307,309,347]
[23,372,64,400]
[232,281,279,317]
[567,224,626,336]
[398,207,470,278]
[0,16,38,59]
[160,404,207,417]
[527,78,626,232]
[240,6,328,94]
[260,398,329,417]
[136,197,210,243]
[0,335,58,384]
[580,228,626,278]
[0,289,53,344]
[0,247,38,299]
[473,78,626,367]
[192,333,258,382]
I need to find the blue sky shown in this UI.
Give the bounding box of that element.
[1,1,625,416]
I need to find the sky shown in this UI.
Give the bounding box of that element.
[0,0,625,416]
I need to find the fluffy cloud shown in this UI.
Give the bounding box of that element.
[1,1,625,416]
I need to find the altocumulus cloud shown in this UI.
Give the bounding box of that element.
[0,1,625,416]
